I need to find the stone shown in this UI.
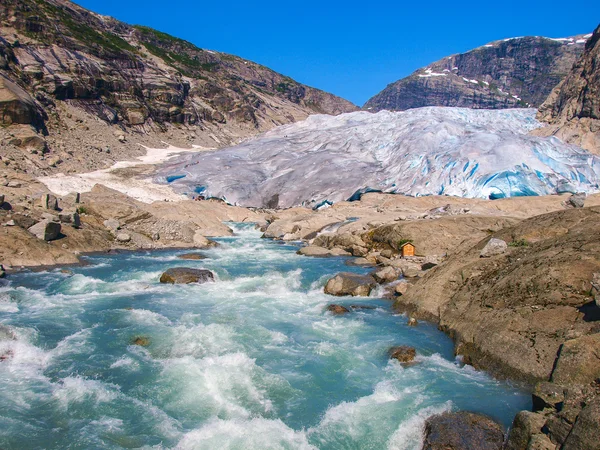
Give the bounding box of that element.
[103,218,120,231]
[58,211,80,228]
[350,245,368,257]
[380,249,394,259]
[568,192,586,208]
[178,253,207,260]
[0,265,5,279]
[116,233,131,243]
[74,193,81,204]
[532,382,565,412]
[407,317,418,326]
[159,268,215,284]
[527,434,556,450]
[373,266,399,284]
[591,273,600,307]
[41,194,58,210]
[423,411,505,450]
[27,220,61,241]
[345,257,374,266]
[388,345,416,363]
[297,246,351,257]
[505,410,547,450]
[395,282,409,296]
[0,194,4,204]
[324,272,376,297]
[4,220,15,226]
[551,334,600,384]
[480,238,508,258]
[401,267,422,278]
[6,181,21,188]
[118,134,126,143]
[562,398,600,450]
[327,304,351,315]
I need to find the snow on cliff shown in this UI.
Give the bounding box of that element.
[156,107,600,208]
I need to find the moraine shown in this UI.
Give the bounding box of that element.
[0,223,529,449]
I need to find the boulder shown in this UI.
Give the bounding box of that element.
[324,272,376,297]
[373,266,399,284]
[407,317,418,326]
[131,336,150,347]
[395,282,409,296]
[562,398,600,450]
[27,220,61,241]
[40,193,59,210]
[345,257,374,267]
[327,304,351,315]
[6,181,22,188]
[423,412,505,450]
[159,267,215,284]
[388,345,416,363]
[297,246,351,257]
[532,382,565,412]
[551,334,600,384]
[103,218,120,231]
[568,192,586,208]
[178,253,207,260]
[505,411,547,450]
[480,238,508,258]
[116,233,131,243]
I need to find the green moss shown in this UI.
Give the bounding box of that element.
[508,239,529,247]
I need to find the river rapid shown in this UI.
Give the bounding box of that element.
[0,223,530,449]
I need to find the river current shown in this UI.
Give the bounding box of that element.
[0,223,530,449]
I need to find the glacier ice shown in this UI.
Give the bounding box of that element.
[156,107,600,208]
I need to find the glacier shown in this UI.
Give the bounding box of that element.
[156,107,600,208]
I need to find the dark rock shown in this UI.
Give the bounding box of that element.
[131,336,150,347]
[159,267,214,284]
[326,304,351,315]
[324,272,376,297]
[178,253,207,260]
[350,304,377,310]
[421,262,437,270]
[388,345,416,363]
[532,382,565,412]
[59,211,80,228]
[423,411,505,450]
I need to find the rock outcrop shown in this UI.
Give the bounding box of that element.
[423,412,504,450]
[365,35,589,112]
[536,24,600,154]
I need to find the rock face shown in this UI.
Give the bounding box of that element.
[537,25,600,154]
[364,35,588,112]
[159,267,214,284]
[324,272,376,297]
[423,412,505,450]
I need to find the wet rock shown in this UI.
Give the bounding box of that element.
[423,411,504,450]
[480,238,508,258]
[28,220,61,241]
[0,264,5,278]
[407,317,418,326]
[568,192,586,208]
[159,267,215,284]
[388,345,416,363]
[131,336,150,347]
[178,253,207,260]
[350,305,376,310]
[551,334,600,384]
[373,266,399,284]
[327,304,351,315]
[297,246,351,257]
[324,272,376,297]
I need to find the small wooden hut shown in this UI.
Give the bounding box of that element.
[400,242,415,258]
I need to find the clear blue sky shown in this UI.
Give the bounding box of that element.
[74,0,599,106]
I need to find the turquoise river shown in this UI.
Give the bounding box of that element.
[0,223,530,449]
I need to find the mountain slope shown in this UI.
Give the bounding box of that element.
[364,35,589,112]
[157,108,600,208]
[536,24,600,154]
[0,0,356,174]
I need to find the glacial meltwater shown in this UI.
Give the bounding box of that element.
[0,224,530,449]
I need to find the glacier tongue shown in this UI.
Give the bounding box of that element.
[156,107,600,208]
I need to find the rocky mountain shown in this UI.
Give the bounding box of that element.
[0,0,356,175]
[536,24,600,154]
[158,107,600,208]
[364,34,590,112]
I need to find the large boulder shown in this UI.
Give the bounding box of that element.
[423,411,505,450]
[388,345,416,363]
[372,266,399,284]
[297,246,350,257]
[480,238,508,258]
[159,268,215,284]
[324,272,376,297]
[27,220,61,241]
[567,192,586,208]
[505,410,547,450]
[40,193,59,210]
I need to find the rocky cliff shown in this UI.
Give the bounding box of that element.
[364,34,589,112]
[536,24,600,154]
[0,0,356,175]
